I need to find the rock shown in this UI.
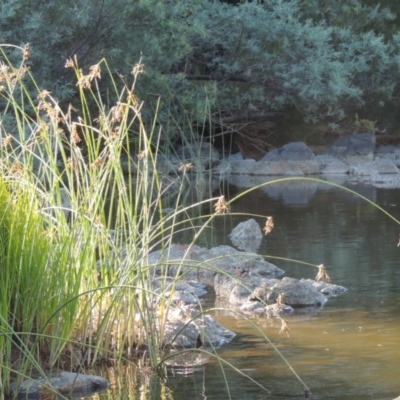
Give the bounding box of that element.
[349,160,399,176]
[302,279,348,298]
[322,132,376,164]
[318,158,350,174]
[253,160,319,175]
[9,371,109,398]
[374,145,400,167]
[229,218,263,252]
[250,277,328,307]
[215,274,332,310]
[163,314,235,349]
[229,158,257,174]
[262,142,315,161]
[148,244,284,285]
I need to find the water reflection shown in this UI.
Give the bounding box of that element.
[89,179,400,400]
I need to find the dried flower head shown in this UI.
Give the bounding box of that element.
[37,90,51,100]
[91,155,107,169]
[315,264,331,283]
[110,103,126,123]
[71,124,81,144]
[77,69,91,89]
[263,216,274,235]
[279,319,291,338]
[214,196,229,214]
[65,58,75,69]
[137,150,146,160]
[178,162,194,172]
[11,162,24,177]
[89,63,101,80]
[127,91,141,108]
[131,62,145,77]
[23,44,30,61]
[1,135,12,147]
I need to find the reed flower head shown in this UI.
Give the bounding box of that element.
[23,43,30,61]
[214,195,229,214]
[315,264,331,283]
[263,216,274,235]
[178,162,194,172]
[1,135,12,147]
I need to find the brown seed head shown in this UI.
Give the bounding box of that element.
[263,216,274,235]
[23,44,30,61]
[214,196,229,214]
[315,264,331,283]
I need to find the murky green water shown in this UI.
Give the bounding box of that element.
[89,178,400,400]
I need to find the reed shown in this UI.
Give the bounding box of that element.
[0,45,315,399]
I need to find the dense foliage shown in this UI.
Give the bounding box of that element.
[2,0,400,138]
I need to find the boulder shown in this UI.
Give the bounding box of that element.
[262,142,315,161]
[317,158,350,174]
[322,132,376,164]
[250,277,328,307]
[9,371,109,399]
[302,279,348,298]
[253,160,319,175]
[349,160,399,176]
[148,244,284,285]
[214,274,337,310]
[163,314,235,349]
[374,145,400,167]
[229,158,257,174]
[229,218,263,252]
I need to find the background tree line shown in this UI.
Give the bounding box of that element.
[2,0,400,152]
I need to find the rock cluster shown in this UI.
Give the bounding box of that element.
[212,133,400,188]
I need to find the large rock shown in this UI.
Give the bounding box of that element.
[253,160,319,175]
[250,277,328,307]
[9,371,109,398]
[302,279,348,298]
[214,275,344,309]
[323,132,376,164]
[148,244,284,285]
[229,218,263,252]
[374,145,400,167]
[262,142,315,161]
[316,156,350,174]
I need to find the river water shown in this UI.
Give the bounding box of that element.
[88,176,400,400]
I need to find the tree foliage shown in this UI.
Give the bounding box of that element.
[1,0,400,136]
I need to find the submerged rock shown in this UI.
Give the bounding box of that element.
[163,314,235,349]
[9,371,109,399]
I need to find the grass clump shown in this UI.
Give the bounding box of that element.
[0,45,314,399]
[0,45,187,394]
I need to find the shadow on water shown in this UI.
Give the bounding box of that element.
[88,177,400,400]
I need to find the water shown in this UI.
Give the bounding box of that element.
[90,177,400,399]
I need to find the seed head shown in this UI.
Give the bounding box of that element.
[263,216,274,235]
